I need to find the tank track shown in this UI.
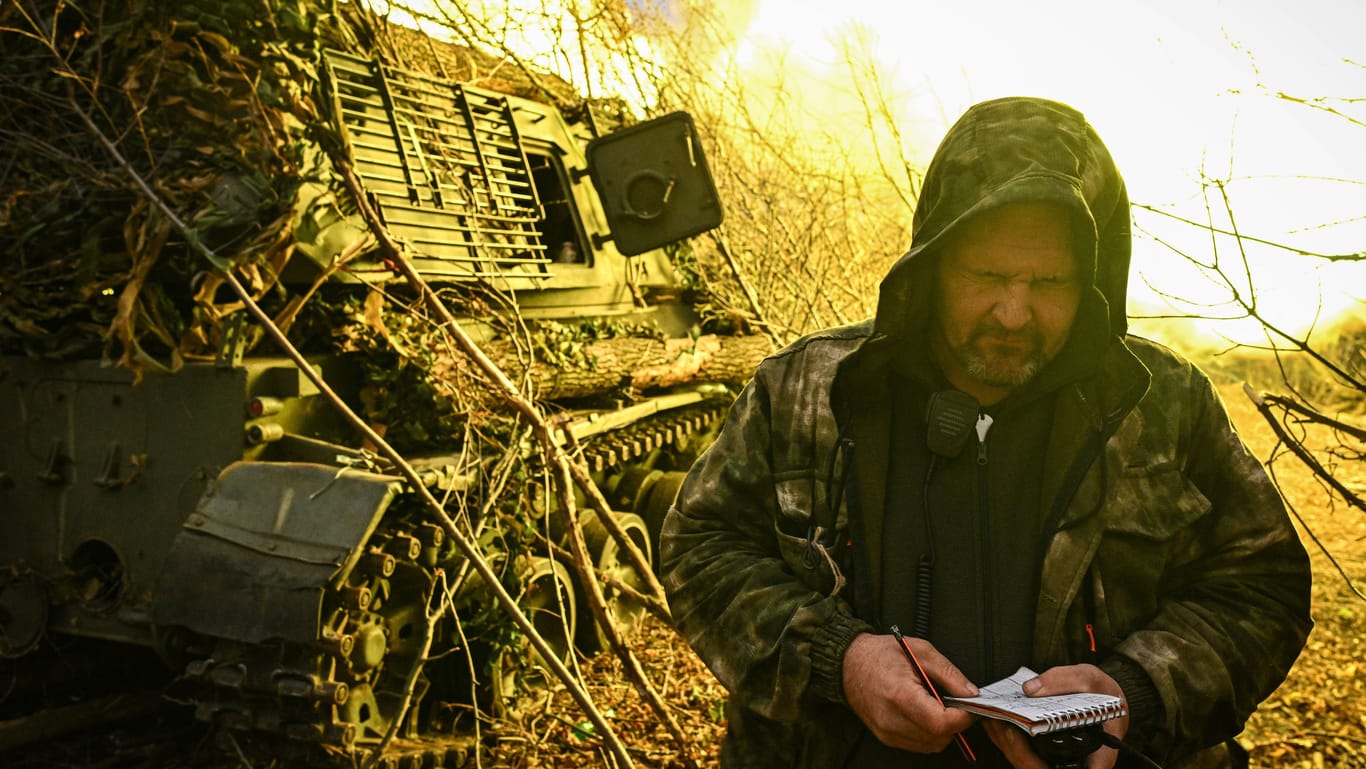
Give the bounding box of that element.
[572,401,728,473]
[179,523,474,767]
[174,396,727,767]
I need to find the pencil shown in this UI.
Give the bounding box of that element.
[889,624,976,763]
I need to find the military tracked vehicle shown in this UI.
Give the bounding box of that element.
[0,33,745,765]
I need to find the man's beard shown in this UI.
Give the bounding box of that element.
[950,323,1049,388]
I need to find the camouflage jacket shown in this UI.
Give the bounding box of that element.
[660,97,1311,768]
[660,325,1311,767]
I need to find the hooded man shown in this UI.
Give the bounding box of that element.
[659,97,1312,768]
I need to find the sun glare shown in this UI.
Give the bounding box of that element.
[371,0,1363,350]
[368,0,665,110]
[720,0,1366,349]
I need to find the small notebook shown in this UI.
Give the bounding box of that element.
[943,666,1127,736]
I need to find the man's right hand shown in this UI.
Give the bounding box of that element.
[842,632,979,752]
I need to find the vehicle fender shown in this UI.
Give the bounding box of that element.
[151,461,403,644]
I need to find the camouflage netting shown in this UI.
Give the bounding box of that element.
[1,0,769,464]
[0,0,594,371]
[1,0,325,367]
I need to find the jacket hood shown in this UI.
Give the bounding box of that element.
[875,96,1132,341]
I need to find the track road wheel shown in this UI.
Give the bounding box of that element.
[488,555,577,718]
[573,511,652,655]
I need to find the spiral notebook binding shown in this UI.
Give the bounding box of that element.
[1041,701,1125,732]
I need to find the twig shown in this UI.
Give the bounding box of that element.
[364,576,448,764]
[320,144,697,769]
[1134,202,1364,261]
[1243,385,1366,601]
[68,92,634,768]
[523,518,671,626]
[710,227,782,347]
[1245,385,1366,515]
[1263,393,1366,444]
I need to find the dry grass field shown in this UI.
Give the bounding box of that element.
[1221,383,1366,768]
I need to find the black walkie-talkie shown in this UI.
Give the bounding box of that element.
[926,390,979,459]
[913,390,980,638]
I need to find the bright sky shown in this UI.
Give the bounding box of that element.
[722,0,1366,348]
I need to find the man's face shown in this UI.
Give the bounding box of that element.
[931,201,1082,402]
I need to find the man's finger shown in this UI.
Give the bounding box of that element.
[906,637,980,698]
[1024,663,1120,698]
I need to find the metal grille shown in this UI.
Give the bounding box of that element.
[324,50,548,277]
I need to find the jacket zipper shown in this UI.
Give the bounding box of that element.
[975,413,994,675]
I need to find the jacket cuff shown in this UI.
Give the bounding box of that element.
[1100,655,1163,749]
[809,611,875,705]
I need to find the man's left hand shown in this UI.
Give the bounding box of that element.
[982,664,1129,769]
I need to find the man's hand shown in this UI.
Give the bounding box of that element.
[982,664,1129,769]
[842,633,979,752]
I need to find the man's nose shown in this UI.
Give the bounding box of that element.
[992,283,1033,329]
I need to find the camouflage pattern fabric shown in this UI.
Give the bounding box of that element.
[659,97,1311,768]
